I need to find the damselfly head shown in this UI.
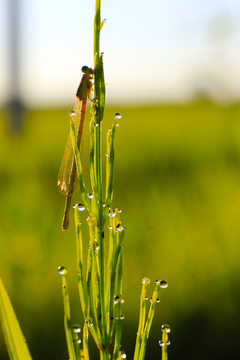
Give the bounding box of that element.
[81,66,94,75]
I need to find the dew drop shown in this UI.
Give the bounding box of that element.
[105,153,108,157]
[161,324,171,333]
[76,339,81,344]
[108,207,116,218]
[108,225,113,230]
[87,193,94,199]
[85,319,93,327]
[58,266,67,275]
[159,340,170,346]
[114,294,124,305]
[160,279,168,289]
[156,298,161,303]
[142,277,150,286]
[73,324,81,333]
[69,110,75,117]
[115,112,121,120]
[73,203,85,212]
[101,52,104,57]
[120,351,127,359]
[116,223,125,232]
[96,243,100,250]
[120,314,125,320]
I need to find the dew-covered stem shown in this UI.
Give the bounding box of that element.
[74,207,87,320]
[58,268,77,360]
[70,121,93,217]
[83,322,90,360]
[105,215,115,334]
[105,121,117,216]
[133,278,150,360]
[72,327,81,360]
[109,228,125,338]
[160,324,171,360]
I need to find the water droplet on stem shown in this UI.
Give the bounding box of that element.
[161,324,171,333]
[58,266,67,275]
[160,279,168,288]
[114,294,124,304]
[116,223,125,232]
[73,324,81,333]
[108,207,116,218]
[142,277,150,286]
[115,112,121,120]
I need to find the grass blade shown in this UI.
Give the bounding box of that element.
[0,276,33,360]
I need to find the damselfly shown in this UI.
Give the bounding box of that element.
[57,66,93,230]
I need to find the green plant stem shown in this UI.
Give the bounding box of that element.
[138,284,160,360]
[86,239,99,345]
[104,121,117,220]
[133,282,149,360]
[100,348,110,360]
[72,330,81,360]
[70,121,93,217]
[109,229,125,338]
[112,318,121,360]
[161,329,169,360]
[93,0,107,345]
[83,323,90,360]
[74,208,87,320]
[61,273,76,360]
[105,216,115,335]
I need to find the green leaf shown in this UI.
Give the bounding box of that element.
[0,276,33,360]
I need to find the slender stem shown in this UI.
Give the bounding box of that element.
[83,323,90,360]
[106,216,115,335]
[138,284,160,360]
[112,319,121,360]
[72,330,81,360]
[61,272,77,360]
[133,282,149,360]
[70,122,93,216]
[161,329,169,360]
[94,0,107,345]
[100,348,110,360]
[86,240,99,345]
[74,207,87,320]
[109,229,125,338]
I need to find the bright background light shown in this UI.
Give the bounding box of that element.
[0,0,240,107]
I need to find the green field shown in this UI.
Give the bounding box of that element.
[1,102,240,360]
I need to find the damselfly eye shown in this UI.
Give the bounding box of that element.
[81,66,90,73]
[81,66,94,75]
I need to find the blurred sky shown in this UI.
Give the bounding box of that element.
[0,0,240,107]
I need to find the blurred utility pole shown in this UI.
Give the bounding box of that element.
[7,0,24,134]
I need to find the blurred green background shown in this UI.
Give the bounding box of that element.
[1,102,240,360]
